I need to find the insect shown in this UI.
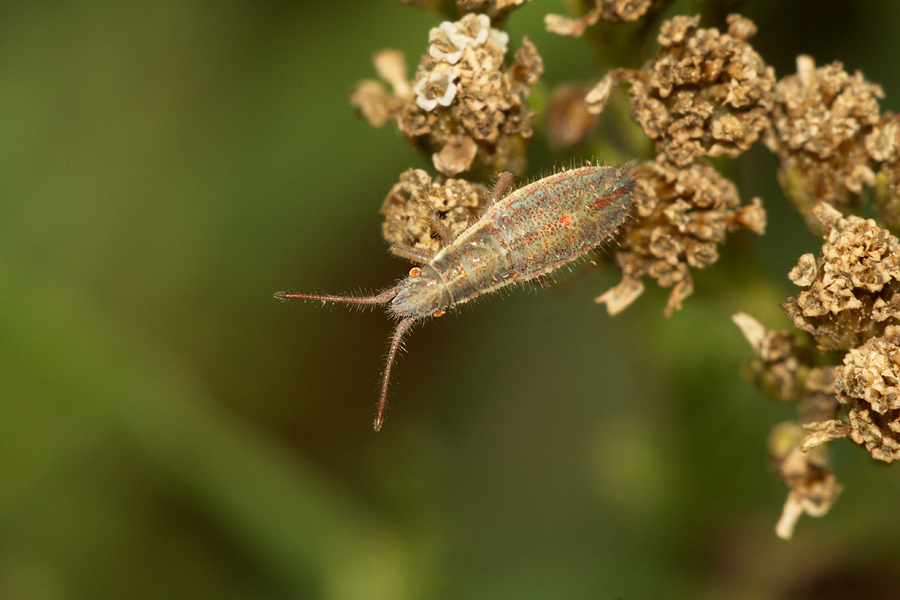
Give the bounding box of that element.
[276,165,636,430]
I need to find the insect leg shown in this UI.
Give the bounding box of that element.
[428,212,455,247]
[374,316,416,431]
[390,245,436,264]
[476,171,515,217]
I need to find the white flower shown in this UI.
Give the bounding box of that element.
[414,67,460,111]
[428,14,507,65]
[488,28,509,55]
[448,14,490,49]
[429,21,465,64]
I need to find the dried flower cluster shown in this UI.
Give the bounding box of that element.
[545,0,665,37]
[344,1,900,542]
[380,168,489,255]
[736,205,900,537]
[836,326,900,462]
[351,13,542,176]
[590,15,775,166]
[766,56,894,231]
[583,15,771,315]
[734,311,844,539]
[598,159,765,315]
[783,203,900,352]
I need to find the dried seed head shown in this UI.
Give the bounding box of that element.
[732,312,809,402]
[835,325,900,462]
[545,0,665,36]
[782,207,900,352]
[768,420,842,540]
[767,56,885,231]
[733,314,841,418]
[381,168,489,255]
[598,159,765,316]
[352,13,542,176]
[621,14,775,166]
[733,311,846,538]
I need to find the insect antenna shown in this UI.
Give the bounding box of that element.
[375,316,416,431]
[275,285,417,431]
[274,287,398,306]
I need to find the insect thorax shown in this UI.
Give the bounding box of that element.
[389,265,451,320]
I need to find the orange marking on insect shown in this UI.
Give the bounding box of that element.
[409,267,422,278]
[433,310,445,317]
[560,213,573,226]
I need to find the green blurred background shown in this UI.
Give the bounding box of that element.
[2,1,900,598]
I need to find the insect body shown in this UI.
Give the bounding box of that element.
[276,165,635,430]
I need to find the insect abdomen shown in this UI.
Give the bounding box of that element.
[425,165,635,307]
[490,165,635,281]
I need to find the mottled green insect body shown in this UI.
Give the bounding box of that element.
[277,165,635,430]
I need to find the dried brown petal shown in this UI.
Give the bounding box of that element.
[805,366,837,394]
[601,0,664,21]
[726,13,757,40]
[585,69,639,116]
[546,85,599,150]
[585,73,616,116]
[788,253,818,287]
[373,50,412,99]
[432,135,478,176]
[547,0,664,33]
[800,419,850,451]
[727,198,767,235]
[544,4,600,37]
[594,275,644,316]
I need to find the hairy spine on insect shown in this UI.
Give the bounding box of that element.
[276,165,636,430]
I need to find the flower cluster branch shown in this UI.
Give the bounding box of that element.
[339,0,900,539]
[737,205,900,538]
